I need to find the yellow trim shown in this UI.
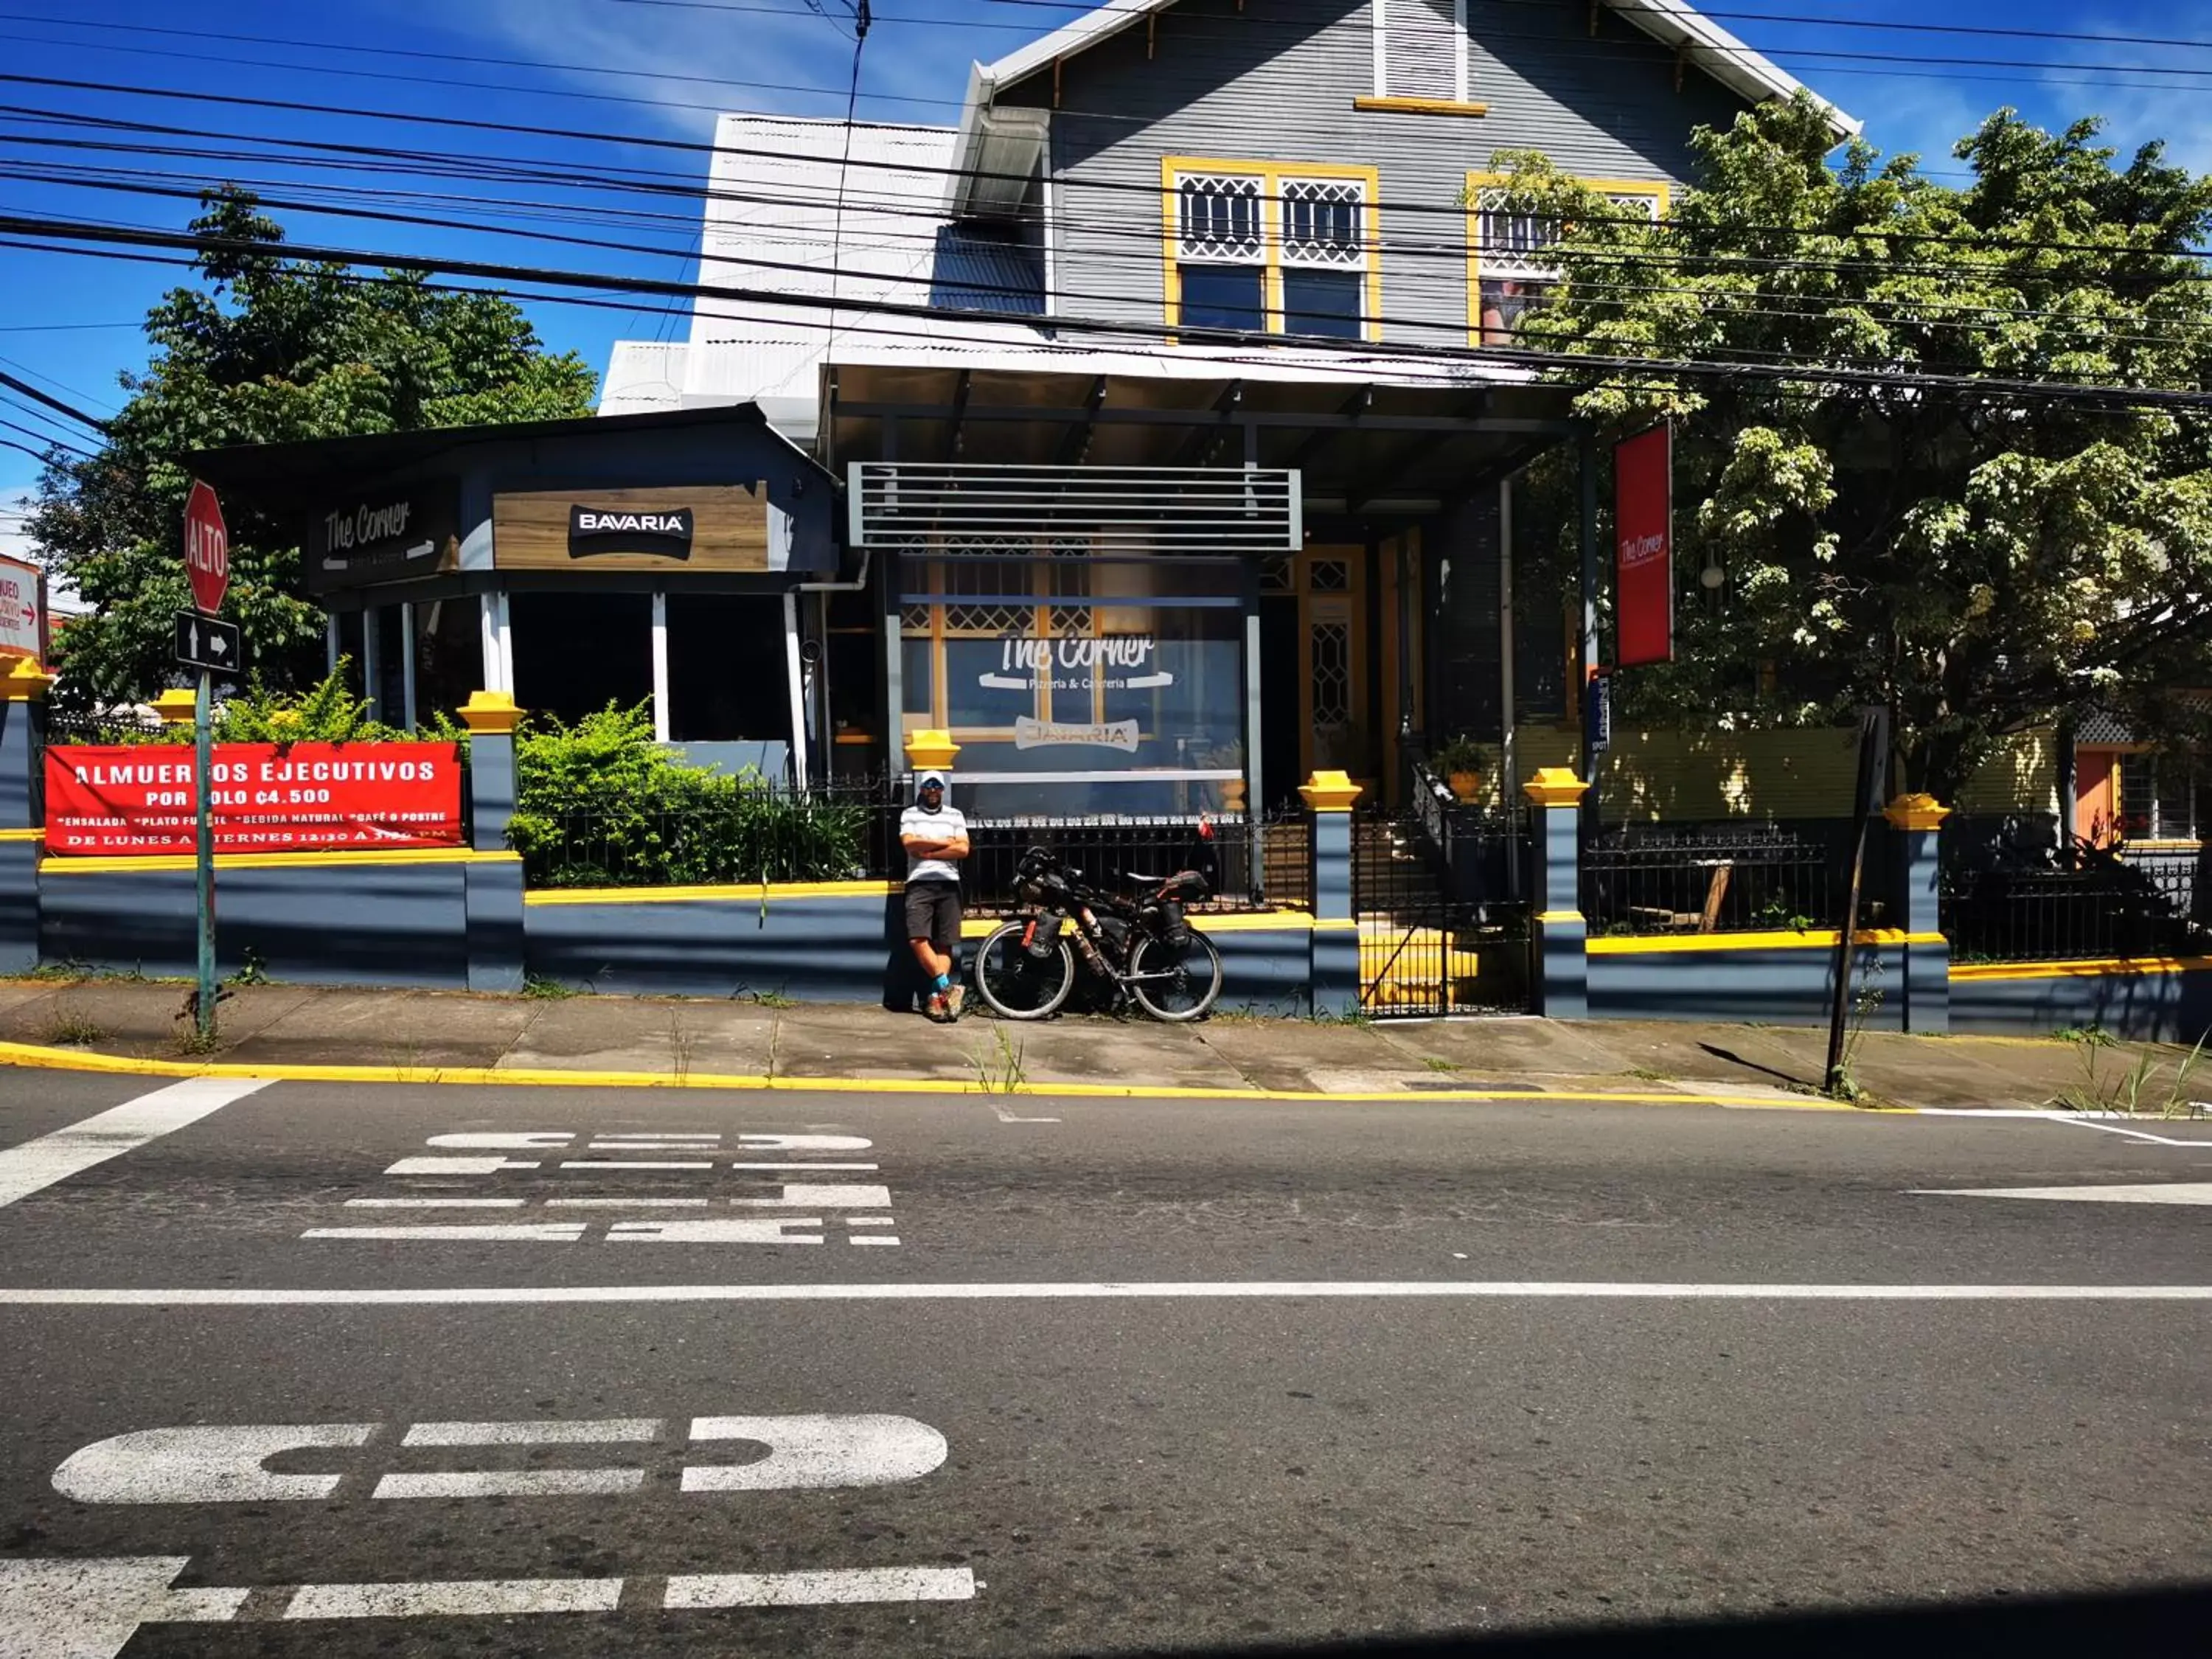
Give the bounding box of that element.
[150,688,198,726]
[1949,955,2212,982]
[1298,768,1362,812]
[0,828,41,842]
[526,879,900,907]
[961,909,1318,939]
[0,1038,1887,1109]
[1161,156,1384,344]
[1533,910,1584,925]
[1883,793,1952,832]
[1522,766,1590,807]
[41,848,518,875]
[1587,928,1941,955]
[2126,839,2202,852]
[1353,95,1489,117]
[456,689,521,734]
[1465,171,1669,347]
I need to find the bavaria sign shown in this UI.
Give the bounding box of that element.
[183,479,229,616]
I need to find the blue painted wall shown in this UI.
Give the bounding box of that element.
[1951,970,2212,1046]
[1586,942,1909,1030]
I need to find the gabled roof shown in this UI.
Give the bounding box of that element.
[973,0,1858,138]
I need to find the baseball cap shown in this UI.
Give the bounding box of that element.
[917,771,947,792]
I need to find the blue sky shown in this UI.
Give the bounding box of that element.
[3,0,2209,552]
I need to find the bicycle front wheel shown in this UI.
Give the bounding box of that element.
[1127,931,1224,1022]
[973,920,1077,1020]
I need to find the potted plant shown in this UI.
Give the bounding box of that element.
[1430,735,1489,804]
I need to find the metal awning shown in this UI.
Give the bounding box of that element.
[826,364,1576,522]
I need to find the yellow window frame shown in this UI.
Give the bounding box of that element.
[1161,156,1384,344]
[1464,172,1669,347]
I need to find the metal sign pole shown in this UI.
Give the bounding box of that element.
[193,667,216,1042]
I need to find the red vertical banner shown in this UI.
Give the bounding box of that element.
[1613,423,1674,669]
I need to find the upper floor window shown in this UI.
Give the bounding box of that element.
[1167,162,1379,342]
[1372,0,1467,104]
[1468,175,1666,346]
[2115,750,2203,844]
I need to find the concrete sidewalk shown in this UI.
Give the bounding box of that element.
[0,973,2189,1110]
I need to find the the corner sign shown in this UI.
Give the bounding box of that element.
[305,484,459,593]
[568,504,694,558]
[1613,423,1673,669]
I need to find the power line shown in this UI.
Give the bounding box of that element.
[0,368,107,435]
[6,204,2208,413]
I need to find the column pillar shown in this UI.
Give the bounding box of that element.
[1523,767,1590,1020]
[458,690,526,992]
[1885,792,1951,1034]
[1301,768,1362,1018]
[0,657,55,973]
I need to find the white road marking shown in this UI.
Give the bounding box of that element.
[343,1198,525,1209]
[664,1567,975,1607]
[15,1280,2212,1306]
[52,1425,376,1505]
[990,1104,1061,1124]
[737,1134,872,1151]
[607,1218,824,1243]
[589,1135,721,1147]
[850,1237,902,1246]
[0,1078,270,1208]
[1913,1182,2212,1205]
[682,1415,947,1492]
[733,1183,894,1208]
[384,1156,539,1176]
[559,1159,714,1170]
[2053,1116,2206,1147]
[545,1197,710,1208]
[284,1578,623,1618]
[369,1470,643,1498]
[403,1419,661,1446]
[300,1224,588,1242]
[728,1161,880,1171]
[425,1133,574,1150]
[846,1217,894,1226]
[0,1557,247,1658]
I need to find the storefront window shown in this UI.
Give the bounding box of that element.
[413,597,484,726]
[511,591,652,727]
[666,594,788,742]
[900,542,1246,816]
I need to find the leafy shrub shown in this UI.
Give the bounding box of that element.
[506,702,866,888]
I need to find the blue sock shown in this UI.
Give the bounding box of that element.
[933,973,951,993]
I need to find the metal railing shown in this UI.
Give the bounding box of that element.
[1581,820,1850,936]
[959,814,1269,915]
[1941,824,2207,961]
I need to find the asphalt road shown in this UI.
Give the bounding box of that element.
[0,1067,2205,1656]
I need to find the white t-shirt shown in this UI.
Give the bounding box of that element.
[900,802,969,885]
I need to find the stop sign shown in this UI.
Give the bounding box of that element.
[183,479,229,616]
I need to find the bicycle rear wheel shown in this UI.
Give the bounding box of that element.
[973,920,1077,1020]
[1127,931,1224,1022]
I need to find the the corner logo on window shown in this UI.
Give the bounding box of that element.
[568,505,695,558]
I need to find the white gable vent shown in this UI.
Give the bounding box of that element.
[1373,0,1467,103]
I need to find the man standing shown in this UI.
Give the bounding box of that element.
[900,771,969,1021]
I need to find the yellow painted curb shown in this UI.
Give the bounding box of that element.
[1587,929,1940,955]
[0,1039,1885,1110]
[527,879,900,906]
[1948,955,2212,982]
[42,849,518,875]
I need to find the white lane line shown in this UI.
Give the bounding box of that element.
[10,1280,2212,1306]
[664,1567,975,1608]
[1913,1182,2212,1205]
[53,1425,376,1504]
[850,1237,902,1247]
[386,1156,540,1176]
[589,1136,722,1147]
[426,1133,573,1150]
[2053,1116,2205,1147]
[990,1104,1061,1124]
[545,1197,710,1208]
[0,1078,270,1208]
[284,1578,623,1618]
[371,1470,643,1498]
[728,1162,880,1171]
[404,1419,661,1445]
[343,1198,526,1209]
[299,1224,588,1242]
[846,1217,895,1226]
[732,1183,894,1208]
[683,1414,947,1491]
[607,1218,824,1243]
[560,1160,714,1170]
[737,1135,872,1151]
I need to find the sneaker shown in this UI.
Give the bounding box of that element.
[945,985,966,1020]
[925,993,950,1023]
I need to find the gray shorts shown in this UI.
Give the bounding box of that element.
[904,880,961,953]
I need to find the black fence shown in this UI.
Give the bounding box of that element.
[1941,818,2208,961]
[1581,820,1854,936]
[959,814,1274,915]
[1352,788,1532,1015]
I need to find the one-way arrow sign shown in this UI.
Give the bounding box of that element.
[174,611,243,678]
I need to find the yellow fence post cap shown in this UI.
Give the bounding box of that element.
[1298,770,1363,812]
[456,690,524,734]
[149,686,197,724]
[0,656,56,703]
[904,728,960,772]
[1521,768,1590,807]
[1883,793,1952,831]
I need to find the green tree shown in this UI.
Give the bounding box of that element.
[1484,97,2212,799]
[28,189,596,711]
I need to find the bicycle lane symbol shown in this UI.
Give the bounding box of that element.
[1,1412,975,1655]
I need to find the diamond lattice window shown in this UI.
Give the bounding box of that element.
[1178,175,1263,262]
[1282,180,1366,268]
[1474,186,1662,282]
[1310,621,1352,728]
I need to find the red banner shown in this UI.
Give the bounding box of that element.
[44,742,465,857]
[1614,424,1674,669]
